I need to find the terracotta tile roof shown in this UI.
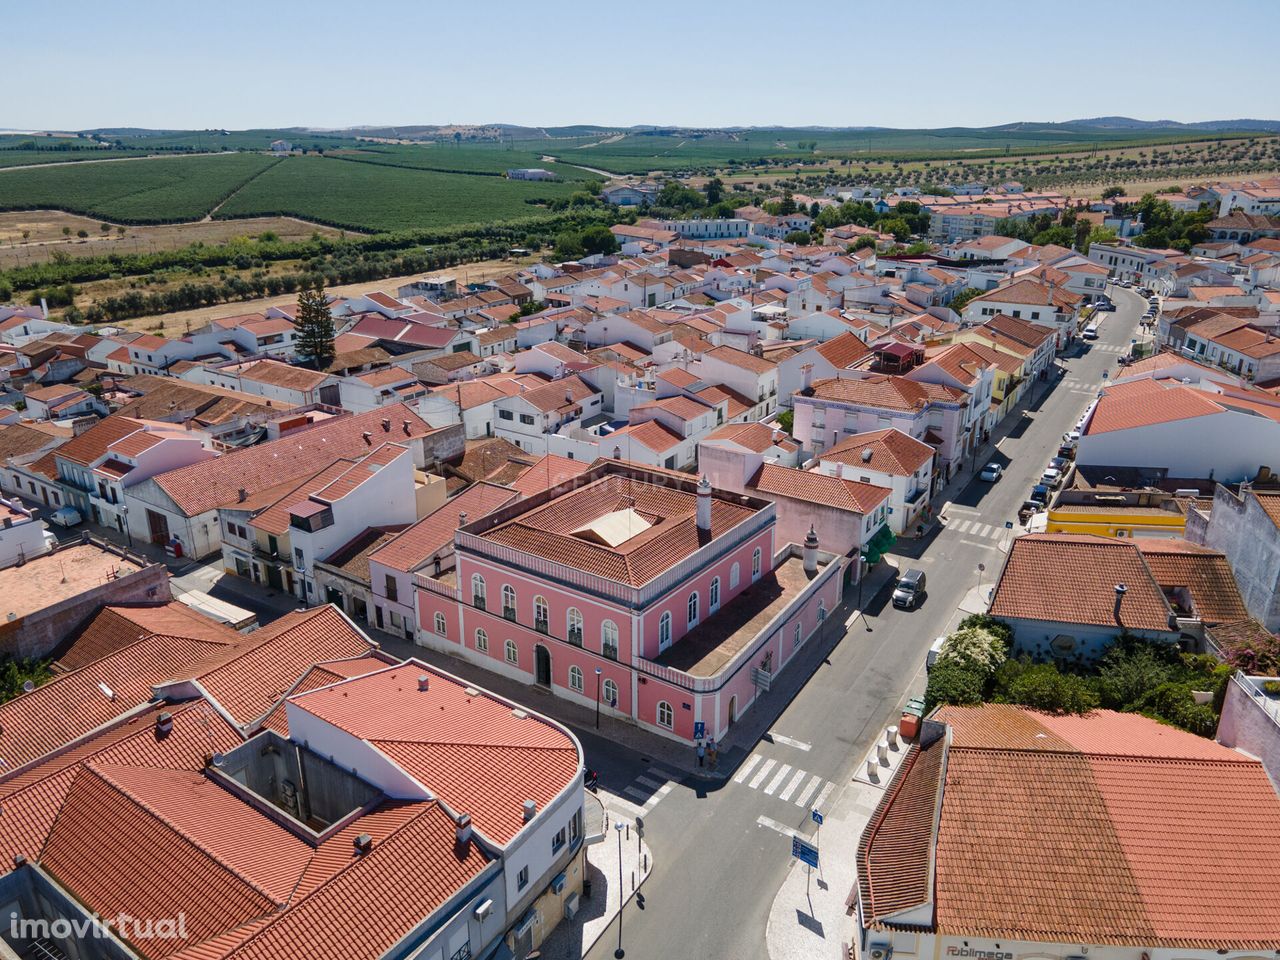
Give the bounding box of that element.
[255,655,390,736]
[49,415,145,467]
[860,704,1280,948]
[609,419,685,454]
[452,437,531,484]
[154,606,375,729]
[813,331,871,369]
[704,344,776,375]
[370,482,518,573]
[702,421,798,454]
[692,384,753,419]
[237,358,331,392]
[478,471,761,587]
[510,454,591,498]
[1133,538,1249,623]
[289,663,579,844]
[151,404,433,517]
[517,374,597,413]
[1087,382,1227,435]
[55,602,241,672]
[819,428,934,475]
[808,374,965,411]
[750,463,890,514]
[0,422,66,460]
[637,394,714,422]
[318,525,408,582]
[974,277,1081,309]
[989,534,1172,631]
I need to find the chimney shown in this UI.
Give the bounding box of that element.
[417,674,430,692]
[155,712,174,737]
[402,419,411,435]
[237,487,247,503]
[522,799,537,822]
[861,447,873,463]
[362,431,372,445]
[458,511,468,528]
[696,474,712,531]
[800,362,814,393]
[353,833,373,856]
[1113,583,1127,623]
[381,417,391,432]
[455,813,473,848]
[803,524,819,574]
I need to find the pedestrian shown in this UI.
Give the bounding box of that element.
[707,739,719,771]
[696,740,705,768]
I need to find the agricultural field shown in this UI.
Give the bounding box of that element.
[332,143,598,179]
[0,153,279,223]
[0,148,155,169]
[214,154,594,232]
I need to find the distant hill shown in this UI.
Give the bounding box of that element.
[1067,116,1280,132]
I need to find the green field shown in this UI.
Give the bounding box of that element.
[332,144,598,179]
[214,154,590,231]
[0,149,156,169]
[0,153,279,222]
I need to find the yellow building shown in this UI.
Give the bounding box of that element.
[1046,497,1188,538]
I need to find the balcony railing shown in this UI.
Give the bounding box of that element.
[535,618,549,635]
[568,629,583,647]
[473,595,486,612]
[503,606,517,621]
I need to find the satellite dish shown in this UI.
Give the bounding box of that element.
[211,753,225,768]
[21,681,34,693]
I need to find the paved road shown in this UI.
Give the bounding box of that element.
[585,285,1146,960]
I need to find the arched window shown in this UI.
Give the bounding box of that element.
[687,592,699,628]
[658,612,672,650]
[818,599,827,622]
[567,607,584,646]
[471,574,486,610]
[657,700,673,728]
[793,621,802,649]
[434,611,447,637]
[502,585,516,621]
[752,547,762,581]
[603,678,619,706]
[601,620,619,661]
[709,576,720,613]
[730,562,740,589]
[569,665,584,692]
[505,639,519,665]
[534,596,549,634]
[475,628,488,653]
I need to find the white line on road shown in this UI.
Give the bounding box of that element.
[812,781,836,811]
[635,775,665,790]
[778,768,807,802]
[603,792,645,817]
[734,753,763,783]
[749,758,777,789]
[624,785,653,802]
[756,815,798,839]
[794,775,822,807]
[974,523,991,538]
[764,764,792,795]
[643,782,674,813]
[953,519,971,533]
[767,732,812,751]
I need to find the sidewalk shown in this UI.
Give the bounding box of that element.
[764,719,915,960]
[538,798,653,960]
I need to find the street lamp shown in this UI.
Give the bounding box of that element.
[595,668,603,729]
[614,820,626,959]
[120,504,132,549]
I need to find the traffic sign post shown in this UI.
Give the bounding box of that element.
[791,836,819,868]
[693,721,705,741]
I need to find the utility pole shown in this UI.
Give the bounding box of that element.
[614,820,626,958]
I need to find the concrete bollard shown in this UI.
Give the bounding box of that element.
[866,757,880,782]
[877,739,889,764]
[886,725,900,749]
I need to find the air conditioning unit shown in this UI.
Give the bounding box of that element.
[564,892,580,920]
[868,946,893,960]
[551,872,567,895]
[472,899,492,923]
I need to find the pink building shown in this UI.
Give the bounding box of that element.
[414,462,844,742]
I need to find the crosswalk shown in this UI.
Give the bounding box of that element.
[1090,342,1128,354]
[732,752,837,809]
[945,517,1010,543]
[600,764,678,820]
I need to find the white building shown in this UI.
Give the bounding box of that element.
[810,428,935,534]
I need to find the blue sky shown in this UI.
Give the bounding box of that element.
[9,0,1279,131]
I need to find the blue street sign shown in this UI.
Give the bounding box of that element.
[693,721,706,740]
[1004,521,1014,529]
[811,808,824,826]
[791,836,819,868]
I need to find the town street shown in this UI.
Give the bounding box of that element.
[584,285,1146,960]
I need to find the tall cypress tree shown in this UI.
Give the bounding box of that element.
[294,283,335,369]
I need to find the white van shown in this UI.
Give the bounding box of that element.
[1081,322,1100,340]
[48,506,83,528]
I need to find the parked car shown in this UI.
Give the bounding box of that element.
[1062,430,1081,446]
[1082,323,1100,340]
[1119,279,1132,288]
[926,635,948,672]
[1057,444,1077,461]
[979,462,1003,482]
[1029,483,1051,506]
[1049,456,1070,472]
[892,569,927,610]
[1018,500,1042,523]
[1040,467,1063,488]
[48,506,82,528]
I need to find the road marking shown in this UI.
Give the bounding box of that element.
[643,782,674,813]
[974,523,991,538]
[767,732,812,751]
[813,781,836,811]
[749,757,777,789]
[635,775,665,791]
[756,815,798,839]
[764,763,792,795]
[624,785,653,802]
[778,768,807,802]
[794,774,822,807]
[734,753,763,783]
[953,519,971,533]
[603,791,646,817]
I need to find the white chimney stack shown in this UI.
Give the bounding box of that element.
[696,474,712,532]
[800,362,814,393]
[803,524,819,574]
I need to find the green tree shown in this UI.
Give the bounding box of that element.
[849,235,877,251]
[783,230,812,245]
[997,660,1100,714]
[578,224,619,257]
[1101,185,1125,200]
[0,656,52,704]
[881,218,911,243]
[554,230,585,260]
[949,287,984,312]
[924,658,987,713]
[100,222,111,233]
[704,177,725,205]
[778,190,797,216]
[294,282,335,369]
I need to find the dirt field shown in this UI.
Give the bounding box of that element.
[0,210,346,270]
[113,256,538,338]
